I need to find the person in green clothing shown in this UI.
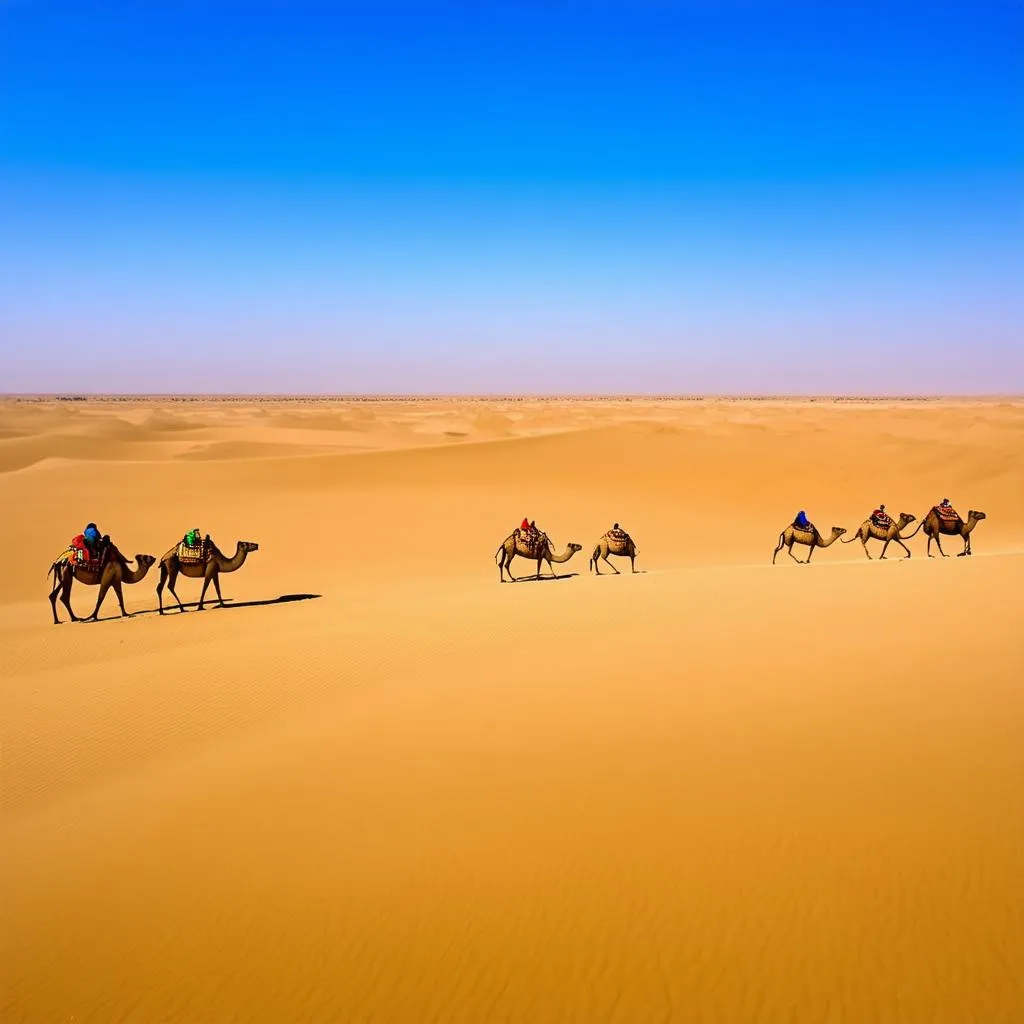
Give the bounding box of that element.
[184,528,203,548]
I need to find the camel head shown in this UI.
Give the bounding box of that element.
[897,512,916,526]
[135,554,157,569]
[240,541,259,553]
[830,526,847,537]
[967,510,986,522]
[567,542,583,553]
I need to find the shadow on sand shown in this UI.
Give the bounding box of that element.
[83,593,321,623]
[503,573,579,584]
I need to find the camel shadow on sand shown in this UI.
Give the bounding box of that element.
[82,593,321,623]
[503,572,580,584]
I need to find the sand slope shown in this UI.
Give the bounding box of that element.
[2,397,1022,1023]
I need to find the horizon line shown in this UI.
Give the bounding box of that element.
[4,392,1023,402]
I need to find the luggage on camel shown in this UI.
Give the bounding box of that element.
[605,523,630,542]
[177,528,207,564]
[870,505,892,529]
[66,524,108,567]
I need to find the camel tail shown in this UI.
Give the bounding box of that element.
[840,533,858,543]
[903,521,925,539]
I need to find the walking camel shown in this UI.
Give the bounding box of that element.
[48,543,157,624]
[772,523,846,564]
[841,512,916,559]
[495,528,582,582]
[589,525,639,574]
[156,536,260,613]
[902,508,986,557]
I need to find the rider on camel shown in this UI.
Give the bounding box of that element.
[70,522,106,565]
[793,510,811,530]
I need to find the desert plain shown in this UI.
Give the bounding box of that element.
[1,395,1022,1023]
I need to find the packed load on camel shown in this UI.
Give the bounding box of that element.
[605,523,631,542]
[64,522,108,567]
[177,528,207,564]
[933,499,960,523]
[515,517,543,553]
[870,505,892,529]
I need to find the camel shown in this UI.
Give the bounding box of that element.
[902,508,986,558]
[495,528,582,582]
[156,535,259,613]
[840,512,916,559]
[772,523,846,564]
[48,542,156,624]
[589,525,638,574]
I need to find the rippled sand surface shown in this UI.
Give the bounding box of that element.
[2,396,1022,1022]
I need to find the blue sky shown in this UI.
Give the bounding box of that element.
[1,0,1021,393]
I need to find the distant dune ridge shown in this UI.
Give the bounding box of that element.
[2,396,1022,1023]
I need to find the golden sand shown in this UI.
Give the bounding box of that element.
[2,397,1022,1022]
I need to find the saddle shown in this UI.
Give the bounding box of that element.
[606,529,629,543]
[870,515,892,530]
[515,528,545,556]
[177,540,207,564]
[935,505,960,524]
[66,535,105,568]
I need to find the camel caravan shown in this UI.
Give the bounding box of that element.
[48,524,259,624]
[45,498,987,619]
[772,499,987,564]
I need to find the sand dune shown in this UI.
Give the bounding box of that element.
[1,397,1022,1022]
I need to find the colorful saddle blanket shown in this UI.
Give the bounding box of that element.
[515,529,545,556]
[935,505,960,524]
[870,515,892,530]
[177,541,206,564]
[793,521,816,533]
[606,529,630,543]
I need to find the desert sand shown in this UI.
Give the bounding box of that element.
[1,395,1022,1023]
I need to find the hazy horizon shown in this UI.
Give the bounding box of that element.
[2,1,1022,394]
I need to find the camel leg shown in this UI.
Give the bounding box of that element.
[889,537,912,559]
[49,568,65,624]
[933,533,948,558]
[772,533,785,564]
[630,554,636,573]
[212,572,226,607]
[197,571,214,611]
[862,536,874,559]
[805,543,815,563]
[503,551,517,582]
[112,578,130,618]
[85,578,111,622]
[602,552,620,574]
[165,566,187,612]
[60,573,79,622]
[156,563,168,614]
[786,541,803,564]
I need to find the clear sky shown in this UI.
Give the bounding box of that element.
[1,0,1021,394]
